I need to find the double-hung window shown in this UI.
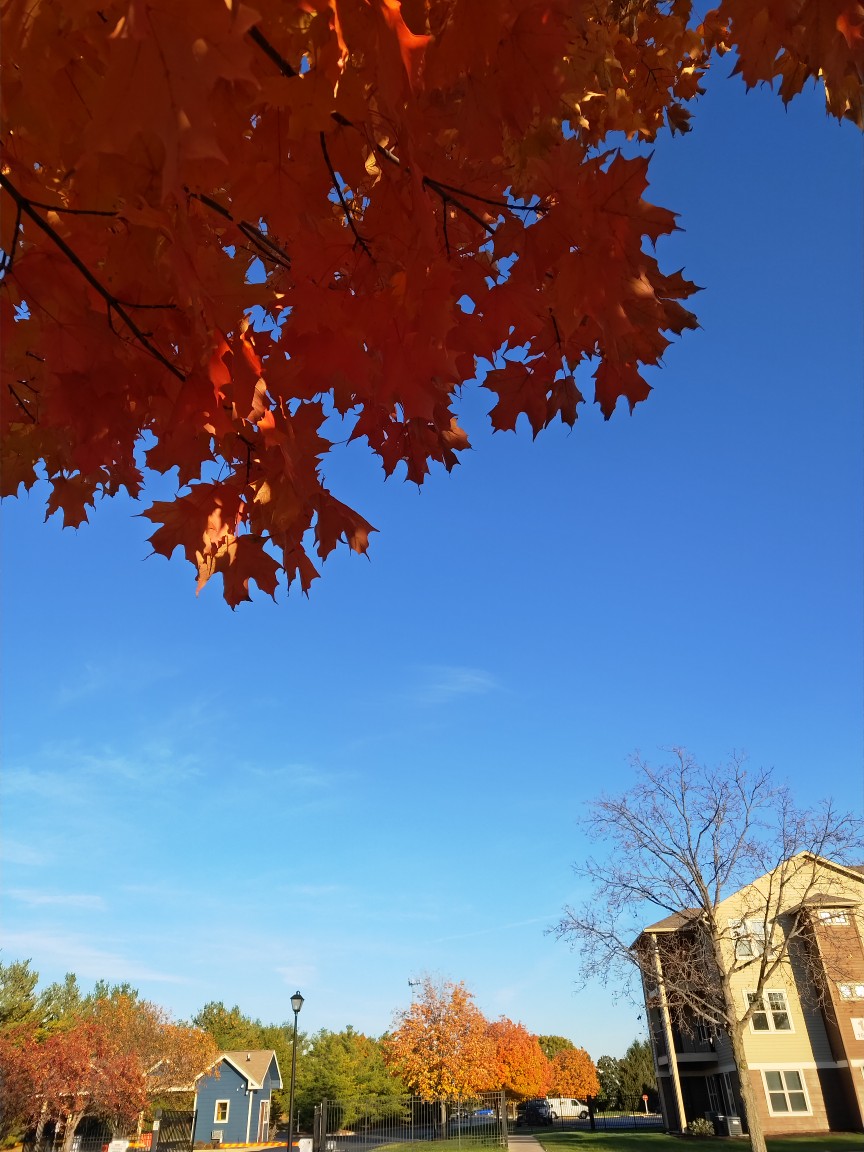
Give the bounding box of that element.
[215,1101,229,1124]
[763,1070,809,1115]
[746,990,792,1032]
[731,918,768,959]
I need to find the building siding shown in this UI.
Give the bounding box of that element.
[639,855,864,1136]
[194,1062,252,1145]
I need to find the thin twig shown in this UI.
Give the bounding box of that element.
[320,133,373,261]
[26,200,118,217]
[423,177,548,216]
[188,189,291,270]
[0,173,185,381]
[8,384,37,422]
[1,201,22,275]
[423,177,495,235]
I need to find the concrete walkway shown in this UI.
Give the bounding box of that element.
[507,1134,545,1152]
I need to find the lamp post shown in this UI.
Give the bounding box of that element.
[287,991,304,1152]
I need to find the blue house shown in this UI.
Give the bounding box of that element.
[193,1051,282,1146]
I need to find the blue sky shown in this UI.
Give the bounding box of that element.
[1,65,862,1062]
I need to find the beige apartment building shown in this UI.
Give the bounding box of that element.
[637,854,864,1135]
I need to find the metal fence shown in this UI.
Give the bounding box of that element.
[22,1110,193,1152]
[545,1095,664,1133]
[315,1091,507,1152]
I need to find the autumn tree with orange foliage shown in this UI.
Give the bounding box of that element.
[2,1,862,604]
[4,1018,146,1152]
[384,978,498,1100]
[0,985,216,1148]
[89,992,219,1097]
[486,1018,551,1100]
[549,1046,600,1100]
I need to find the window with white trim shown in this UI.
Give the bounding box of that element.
[762,1070,810,1115]
[731,918,769,958]
[817,909,849,926]
[214,1101,229,1124]
[746,990,792,1032]
[838,982,864,1000]
[851,1018,864,1040]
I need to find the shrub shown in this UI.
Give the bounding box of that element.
[686,1118,715,1137]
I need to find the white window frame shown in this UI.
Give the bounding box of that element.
[817,908,849,926]
[730,917,769,959]
[838,982,864,1000]
[762,1069,811,1116]
[214,1101,230,1124]
[745,989,793,1033]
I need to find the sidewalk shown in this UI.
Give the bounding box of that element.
[507,1134,545,1152]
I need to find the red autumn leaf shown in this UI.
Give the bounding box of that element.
[1,0,857,602]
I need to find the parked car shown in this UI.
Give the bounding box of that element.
[515,1099,554,1127]
[449,1108,496,1126]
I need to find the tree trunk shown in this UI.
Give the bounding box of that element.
[61,1111,85,1152]
[711,936,767,1152]
[725,1009,767,1152]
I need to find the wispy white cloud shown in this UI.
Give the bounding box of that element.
[289,883,347,898]
[0,929,189,985]
[274,963,319,987]
[7,888,106,910]
[409,665,500,706]
[0,839,51,866]
[2,740,202,803]
[56,659,179,708]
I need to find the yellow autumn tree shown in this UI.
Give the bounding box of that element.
[383,978,498,1099]
[549,1047,600,1100]
[89,993,218,1095]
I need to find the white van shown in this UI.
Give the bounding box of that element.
[545,1098,590,1120]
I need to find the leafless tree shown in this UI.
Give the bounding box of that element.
[553,749,864,1152]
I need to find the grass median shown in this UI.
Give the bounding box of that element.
[530,1131,864,1152]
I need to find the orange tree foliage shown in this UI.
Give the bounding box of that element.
[0,996,216,1143]
[2,1,862,604]
[486,1018,551,1099]
[5,1018,147,1147]
[88,993,219,1095]
[549,1046,600,1099]
[383,978,498,1098]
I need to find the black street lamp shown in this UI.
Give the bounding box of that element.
[287,991,304,1152]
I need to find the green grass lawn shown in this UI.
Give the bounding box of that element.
[531,1131,864,1152]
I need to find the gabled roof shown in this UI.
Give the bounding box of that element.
[634,853,863,943]
[198,1050,282,1090]
[789,891,860,911]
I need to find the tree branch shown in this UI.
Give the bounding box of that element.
[247,25,298,78]
[187,190,291,271]
[0,174,185,381]
[319,133,373,261]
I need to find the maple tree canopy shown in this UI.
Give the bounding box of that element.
[2,0,862,604]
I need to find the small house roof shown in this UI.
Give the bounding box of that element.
[198,1050,282,1090]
